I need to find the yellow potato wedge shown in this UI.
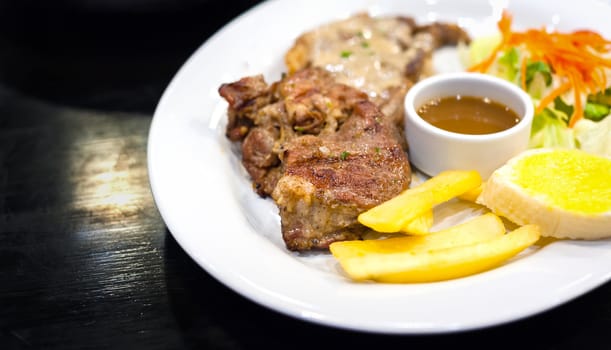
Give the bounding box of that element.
[401,210,434,235]
[331,213,505,260]
[335,224,540,283]
[358,170,482,232]
[358,185,435,233]
[426,170,482,203]
[458,183,485,202]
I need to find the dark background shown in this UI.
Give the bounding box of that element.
[1,1,610,349]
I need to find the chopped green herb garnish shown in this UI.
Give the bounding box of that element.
[340,151,350,160]
[374,147,380,153]
[361,41,369,48]
[340,50,352,58]
[294,126,305,132]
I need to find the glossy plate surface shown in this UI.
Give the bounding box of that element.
[148,0,611,334]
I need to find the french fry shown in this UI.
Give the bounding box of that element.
[358,170,482,232]
[335,224,540,283]
[331,213,505,260]
[401,209,433,235]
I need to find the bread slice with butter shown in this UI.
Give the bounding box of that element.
[477,148,611,240]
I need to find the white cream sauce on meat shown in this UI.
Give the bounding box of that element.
[308,15,435,100]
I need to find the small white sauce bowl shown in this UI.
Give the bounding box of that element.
[404,72,534,179]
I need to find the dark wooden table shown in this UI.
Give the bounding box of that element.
[1,1,610,349]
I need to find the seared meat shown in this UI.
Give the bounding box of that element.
[220,74,272,142]
[273,101,411,250]
[219,67,411,250]
[219,67,383,196]
[219,74,280,195]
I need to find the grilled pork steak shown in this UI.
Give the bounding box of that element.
[219,68,411,250]
[273,101,411,250]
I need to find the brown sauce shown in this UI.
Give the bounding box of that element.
[417,95,520,135]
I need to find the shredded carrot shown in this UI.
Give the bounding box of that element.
[469,10,611,127]
[468,12,513,73]
[535,81,571,115]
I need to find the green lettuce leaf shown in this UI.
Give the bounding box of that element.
[574,115,611,156]
[529,108,576,149]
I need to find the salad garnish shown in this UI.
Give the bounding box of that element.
[469,10,611,127]
[466,10,611,156]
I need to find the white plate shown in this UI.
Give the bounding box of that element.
[148,0,611,334]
